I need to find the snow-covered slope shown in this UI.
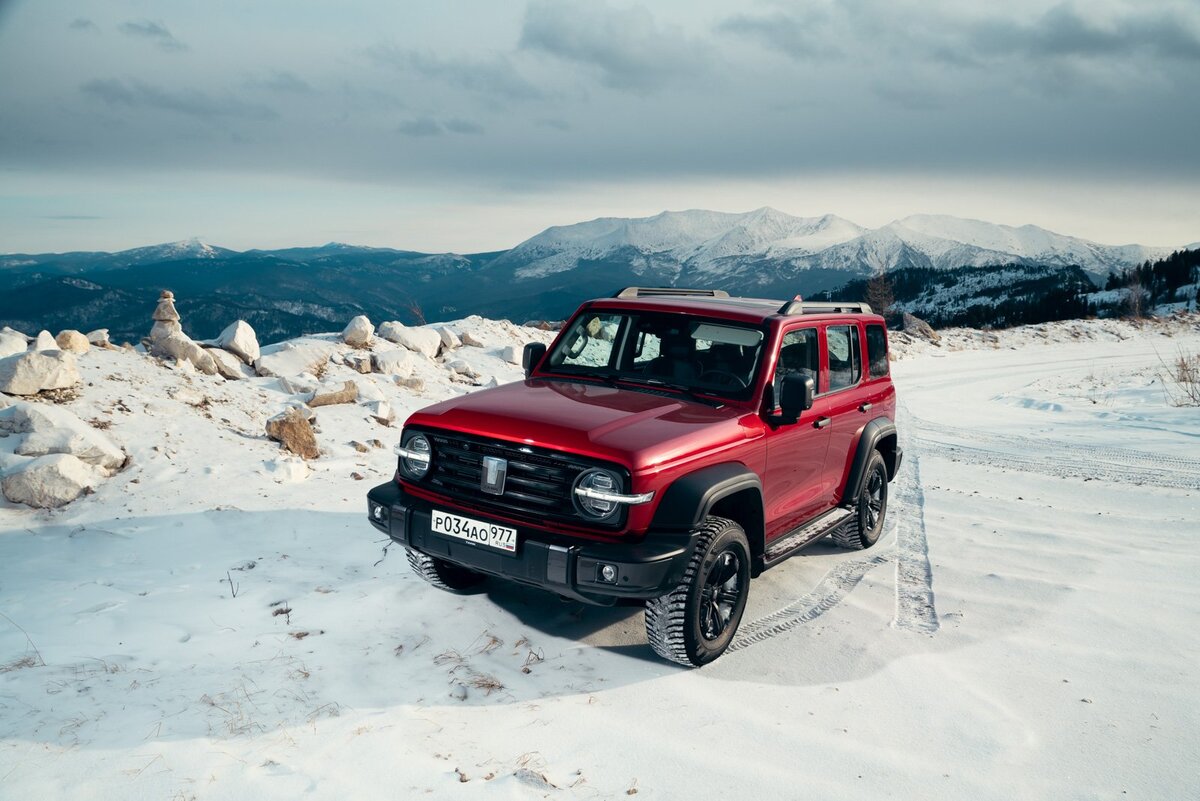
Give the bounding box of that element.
[500,208,1174,283]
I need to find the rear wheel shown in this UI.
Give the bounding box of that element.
[833,450,888,550]
[405,548,486,591]
[645,516,751,667]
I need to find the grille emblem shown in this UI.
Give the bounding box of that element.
[481,456,507,495]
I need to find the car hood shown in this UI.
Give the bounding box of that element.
[404,378,761,472]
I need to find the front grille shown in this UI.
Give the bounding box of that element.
[419,429,625,528]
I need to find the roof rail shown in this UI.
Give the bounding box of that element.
[778,300,873,315]
[614,287,731,299]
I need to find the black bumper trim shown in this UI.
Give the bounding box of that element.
[367,481,696,605]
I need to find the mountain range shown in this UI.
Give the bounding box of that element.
[0,209,1188,344]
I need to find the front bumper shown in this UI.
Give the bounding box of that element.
[367,481,695,605]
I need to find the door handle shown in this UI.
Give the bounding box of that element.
[859,402,873,413]
[813,416,831,429]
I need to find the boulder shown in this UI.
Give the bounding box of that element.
[446,359,479,378]
[2,453,98,508]
[345,352,373,374]
[436,326,462,351]
[55,330,90,354]
[342,315,374,348]
[500,345,522,365]
[308,380,358,408]
[150,332,218,375]
[276,374,320,395]
[255,338,339,378]
[0,330,26,359]
[372,348,417,376]
[34,330,59,351]
[205,347,248,380]
[377,321,407,342]
[901,313,941,343]
[265,408,320,459]
[1,403,125,472]
[363,400,394,425]
[388,325,441,359]
[216,320,260,364]
[394,376,425,391]
[0,350,81,395]
[86,329,111,347]
[264,456,310,483]
[461,331,486,348]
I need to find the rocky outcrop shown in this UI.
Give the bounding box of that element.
[1,402,126,473]
[216,320,260,364]
[265,408,320,459]
[342,316,374,348]
[308,380,358,408]
[0,350,81,395]
[55,330,90,354]
[1,453,98,508]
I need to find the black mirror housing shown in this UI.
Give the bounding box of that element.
[778,373,815,423]
[523,342,547,379]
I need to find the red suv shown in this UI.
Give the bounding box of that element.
[367,288,901,665]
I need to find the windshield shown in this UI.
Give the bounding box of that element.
[544,310,765,401]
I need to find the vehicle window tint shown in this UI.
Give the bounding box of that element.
[775,328,819,398]
[866,324,889,378]
[827,325,861,391]
[549,313,623,368]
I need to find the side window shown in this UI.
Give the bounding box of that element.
[866,324,889,378]
[632,331,662,366]
[774,328,819,399]
[827,325,861,391]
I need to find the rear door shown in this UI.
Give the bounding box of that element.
[762,325,834,540]
[821,322,871,503]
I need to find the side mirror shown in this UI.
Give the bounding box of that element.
[523,342,547,379]
[779,373,815,423]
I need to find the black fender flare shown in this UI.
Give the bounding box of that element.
[842,417,898,505]
[649,462,763,533]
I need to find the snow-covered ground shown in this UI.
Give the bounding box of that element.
[2,314,1199,800]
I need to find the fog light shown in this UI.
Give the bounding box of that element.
[371,503,388,522]
[598,563,618,584]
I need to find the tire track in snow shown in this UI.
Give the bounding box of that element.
[890,448,939,634]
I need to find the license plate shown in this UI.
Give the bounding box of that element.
[431,510,517,553]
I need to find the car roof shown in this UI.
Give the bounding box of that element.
[586,295,886,326]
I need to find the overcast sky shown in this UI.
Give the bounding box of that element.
[1,0,1197,253]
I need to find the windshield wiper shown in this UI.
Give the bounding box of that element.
[542,369,617,387]
[617,376,724,408]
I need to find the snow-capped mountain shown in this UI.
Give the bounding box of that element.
[113,237,233,264]
[499,208,1173,286]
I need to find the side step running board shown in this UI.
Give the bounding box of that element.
[763,507,854,567]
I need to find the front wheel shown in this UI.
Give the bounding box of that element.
[833,450,888,550]
[645,516,751,667]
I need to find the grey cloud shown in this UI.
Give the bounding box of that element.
[118,19,187,52]
[370,46,543,101]
[445,118,484,135]
[247,71,316,95]
[81,79,276,120]
[718,10,841,60]
[519,0,707,92]
[398,117,443,137]
[68,18,98,33]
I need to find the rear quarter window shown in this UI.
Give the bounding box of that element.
[866,324,889,378]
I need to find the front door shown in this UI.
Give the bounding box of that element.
[763,325,833,540]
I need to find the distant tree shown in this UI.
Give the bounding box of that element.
[864,272,895,320]
[1125,272,1145,319]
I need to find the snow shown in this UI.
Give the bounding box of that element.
[2,313,1199,799]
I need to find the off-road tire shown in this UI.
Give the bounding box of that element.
[833,450,888,550]
[405,548,486,591]
[645,516,751,667]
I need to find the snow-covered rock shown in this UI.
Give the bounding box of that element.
[376,321,406,342]
[256,338,339,378]
[363,399,394,424]
[55,330,90,354]
[0,350,81,395]
[1,453,98,508]
[345,352,372,374]
[263,456,311,483]
[86,329,111,347]
[216,320,260,364]
[0,403,125,472]
[436,326,462,351]
[354,379,388,403]
[500,345,522,365]
[308,381,358,408]
[394,376,425,391]
[461,331,486,347]
[386,325,441,359]
[372,349,417,377]
[446,359,479,378]
[34,330,59,352]
[0,330,26,359]
[205,347,249,380]
[342,316,374,347]
[150,333,218,375]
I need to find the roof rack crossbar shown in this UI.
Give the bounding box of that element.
[614,287,731,299]
[778,300,873,315]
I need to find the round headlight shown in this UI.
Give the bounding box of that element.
[400,433,432,478]
[573,468,623,520]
